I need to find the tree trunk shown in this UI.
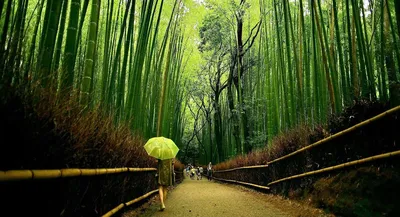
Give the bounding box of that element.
[208,115,213,162]
[13,0,28,85]
[24,0,44,88]
[81,0,100,107]
[117,0,135,120]
[6,0,27,86]
[227,65,242,155]
[395,0,400,38]
[383,0,400,106]
[240,85,251,153]
[213,89,223,162]
[61,0,80,94]
[0,1,4,17]
[235,1,251,153]
[313,0,336,113]
[101,0,114,106]
[0,0,13,77]
[213,55,225,162]
[53,0,68,78]
[351,10,359,98]
[37,0,62,88]
[333,0,348,104]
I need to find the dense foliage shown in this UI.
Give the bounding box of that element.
[1,0,399,173]
[1,0,400,215]
[183,0,400,164]
[0,0,185,146]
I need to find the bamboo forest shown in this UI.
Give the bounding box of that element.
[1,0,400,216]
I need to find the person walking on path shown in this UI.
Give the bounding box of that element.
[199,166,204,179]
[144,137,179,211]
[157,158,173,211]
[186,165,190,177]
[207,162,213,181]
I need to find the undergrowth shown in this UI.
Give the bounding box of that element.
[0,86,184,216]
[302,165,400,217]
[213,100,400,217]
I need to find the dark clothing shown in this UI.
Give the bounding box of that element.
[158,159,173,186]
[207,167,212,181]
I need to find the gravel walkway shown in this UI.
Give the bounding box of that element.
[122,175,330,217]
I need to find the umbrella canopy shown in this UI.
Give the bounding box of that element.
[144,137,179,160]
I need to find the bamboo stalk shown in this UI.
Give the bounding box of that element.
[268,149,400,186]
[102,204,125,217]
[267,105,400,165]
[0,167,156,182]
[125,189,159,206]
[127,168,157,172]
[102,189,159,217]
[213,177,270,190]
[214,165,268,173]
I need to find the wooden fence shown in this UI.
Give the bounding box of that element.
[0,166,184,216]
[0,167,157,181]
[213,105,400,190]
[102,189,159,217]
[2,106,399,214]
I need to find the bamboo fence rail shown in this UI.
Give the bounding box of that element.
[213,105,400,173]
[213,176,270,190]
[267,105,400,165]
[212,149,400,189]
[102,189,159,217]
[267,149,400,186]
[214,165,269,173]
[0,167,157,182]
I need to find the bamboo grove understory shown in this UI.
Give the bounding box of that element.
[0,0,186,147]
[0,0,399,165]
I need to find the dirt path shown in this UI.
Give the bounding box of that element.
[123,175,331,217]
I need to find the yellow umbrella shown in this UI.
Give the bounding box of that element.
[144,137,179,160]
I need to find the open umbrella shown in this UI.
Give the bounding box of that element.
[144,137,179,160]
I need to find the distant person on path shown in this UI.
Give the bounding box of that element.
[186,165,190,177]
[196,166,202,180]
[190,166,196,180]
[207,162,213,181]
[157,159,173,211]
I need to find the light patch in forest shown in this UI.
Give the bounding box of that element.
[193,0,205,5]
